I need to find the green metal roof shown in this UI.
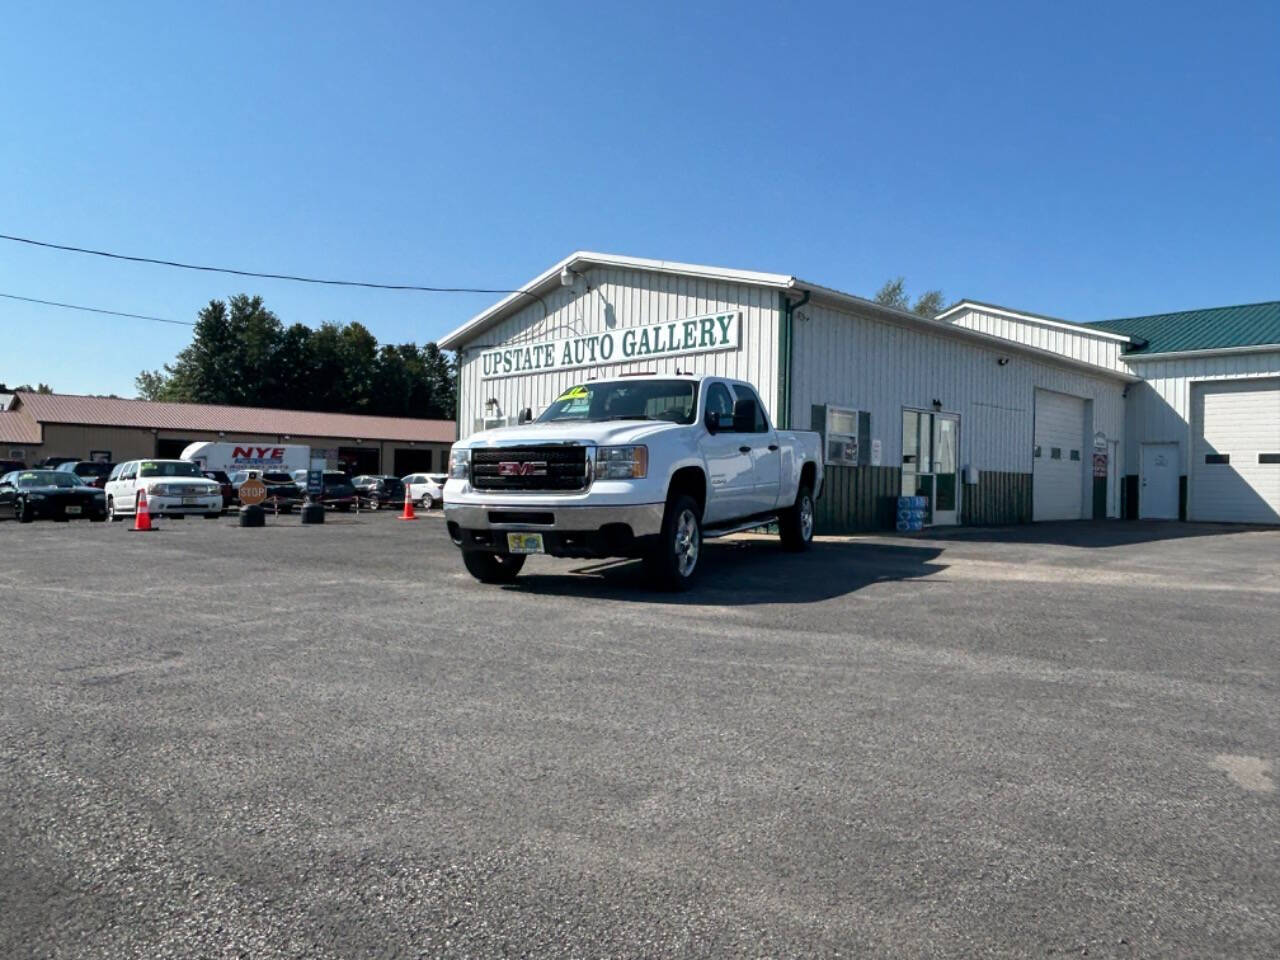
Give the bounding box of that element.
[1089,300,1280,355]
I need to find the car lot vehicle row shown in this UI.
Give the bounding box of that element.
[1,461,445,523]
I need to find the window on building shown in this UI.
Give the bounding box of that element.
[1050,447,1062,460]
[826,406,859,465]
[1069,449,1080,461]
[1258,453,1279,464]
[1206,454,1230,465]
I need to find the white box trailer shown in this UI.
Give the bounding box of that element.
[180,442,311,475]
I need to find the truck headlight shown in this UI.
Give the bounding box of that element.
[596,445,648,479]
[150,484,170,496]
[448,447,471,479]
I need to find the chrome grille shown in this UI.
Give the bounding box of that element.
[471,445,589,492]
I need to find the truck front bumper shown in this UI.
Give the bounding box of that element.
[444,501,665,559]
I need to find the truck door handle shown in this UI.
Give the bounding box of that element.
[768,444,779,451]
[739,446,752,454]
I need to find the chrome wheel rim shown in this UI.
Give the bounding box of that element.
[674,508,700,577]
[800,494,814,541]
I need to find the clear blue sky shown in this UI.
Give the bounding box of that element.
[2,1,1277,397]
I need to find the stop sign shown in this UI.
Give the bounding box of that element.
[238,477,268,506]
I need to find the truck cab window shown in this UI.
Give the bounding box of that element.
[705,383,735,426]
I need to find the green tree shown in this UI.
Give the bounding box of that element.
[134,370,170,400]
[875,277,945,318]
[133,294,458,420]
[420,342,457,419]
[874,277,910,312]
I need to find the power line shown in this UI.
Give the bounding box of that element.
[0,292,194,326]
[0,231,547,313]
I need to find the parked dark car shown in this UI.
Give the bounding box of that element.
[34,456,78,468]
[319,471,357,511]
[262,471,303,512]
[201,470,234,509]
[351,474,406,510]
[0,469,107,522]
[228,470,301,512]
[0,458,26,473]
[56,460,115,489]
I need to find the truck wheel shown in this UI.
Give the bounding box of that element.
[647,494,703,591]
[779,483,815,552]
[462,551,526,584]
[107,497,121,522]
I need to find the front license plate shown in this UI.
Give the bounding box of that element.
[182,497,199,505]
[65,505,82,515]
[506,532,545,554]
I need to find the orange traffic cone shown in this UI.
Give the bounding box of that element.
[133,486,153,532]
[397,489,417,521]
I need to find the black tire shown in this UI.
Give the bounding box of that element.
[203,513,220,520]
[107,497,121,522]
[462,550,526,584]
[336,504,351,513]
[419,495,432,509]
[646,494,703,591]
[17,500,33,524]
[91,513,106,522]
[779,483,815,552]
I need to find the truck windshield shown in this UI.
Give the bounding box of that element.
[537,380,698,424]
[138,461,203,478]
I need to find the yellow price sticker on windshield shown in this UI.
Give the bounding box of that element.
[557,385,588,401]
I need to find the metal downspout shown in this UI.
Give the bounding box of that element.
[778,288,810,430]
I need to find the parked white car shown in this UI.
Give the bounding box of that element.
[104,459,224,521]
[444,375,823,590]
[402,472,445,508]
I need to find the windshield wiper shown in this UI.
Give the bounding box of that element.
[600,414,658,421]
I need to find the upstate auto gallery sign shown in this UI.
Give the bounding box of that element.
[479,311,741,380]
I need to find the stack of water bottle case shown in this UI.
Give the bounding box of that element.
[896,495,927,532]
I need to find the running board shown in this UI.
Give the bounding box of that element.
[703,514,777,539]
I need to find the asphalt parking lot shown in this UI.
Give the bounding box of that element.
[2,513,1277,958]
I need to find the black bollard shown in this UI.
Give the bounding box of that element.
[239,504,266,528]
[300,502,325,525]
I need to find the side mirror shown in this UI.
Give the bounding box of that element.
[705,410,721,433]
[518,407,533,425]
[732,397,757,432]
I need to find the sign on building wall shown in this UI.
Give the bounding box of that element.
[479,311,741,380]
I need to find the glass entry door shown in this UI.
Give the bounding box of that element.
[901,410,960,525]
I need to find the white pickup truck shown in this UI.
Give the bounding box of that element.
[443,375,823,590]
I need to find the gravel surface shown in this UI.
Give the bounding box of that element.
[2,513,1277,958]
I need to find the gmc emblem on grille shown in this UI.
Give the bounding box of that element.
[497,461,548,477]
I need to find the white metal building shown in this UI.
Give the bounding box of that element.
[440,253,1134,532]
[941,299,1280,525]
[1091,302,1280,524]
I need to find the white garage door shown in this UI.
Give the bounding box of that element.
[1033,389,1086,521]
[1191,379,1280,524]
